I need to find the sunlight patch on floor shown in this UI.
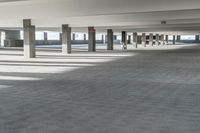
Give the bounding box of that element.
[0,85,11,89]
[0,76,43,81]
[0,47,138,75]
[0,66,77,74]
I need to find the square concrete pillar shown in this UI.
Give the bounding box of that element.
[0,32,1,47]
[155,34,159,46]
[59,33,62,43]
[4,30,21,47]
[44,32,48,45]
[122,31,127,50]
[128,35,131,44]
[133,32,138,48]
[102,34,107,44]
[105,35,107,44]
[165,35,169,44]
[177,35,181,42]
[5,30,20,40]
[62,24,72,54]
[173,35,176,44]
[142,33,146,47]
[88,27,96,52]
[72,33,76,40]
[107,29,113,50]
[23,19,36,58]
[160,34,165,45]
[195,35,199,41]
[149,33,153,46]
[84,34,87,41]
[113,35,117,40]
[101,34,104,42]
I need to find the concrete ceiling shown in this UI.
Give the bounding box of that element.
[0,0,200,34]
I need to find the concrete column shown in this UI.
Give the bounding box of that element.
[101,34,104,42]
[5,30,20,40]
[173,35,176,44]
[128,35,131,44]
[59,33,62,43]
[84,34,87,40]
[122,31,127,49]
[103,35,106,44]
[177,35,181,42]
[133,32,138,48]
[142,33,146,47]
[165,35,169,44]
[155,34,159,46]
[44,32,48,45]
[23,19,36,58]
[113,35,117,40]
[72,33,76,40]
[104,35,107,44]
[62,24,72,54]
[160,34,165,45]
[0,31,1,47]
[4,30,21,47]
[107,29,113,50]
[195,35,199,41]
[88,27,96,52]
[149,33,153,46]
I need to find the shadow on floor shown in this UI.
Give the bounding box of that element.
[0,44,200,133]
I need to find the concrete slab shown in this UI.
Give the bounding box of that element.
[0,44,200,133]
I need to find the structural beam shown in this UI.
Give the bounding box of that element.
[23,19,36,58]
[62,24,72,54]
[107,29,113,50]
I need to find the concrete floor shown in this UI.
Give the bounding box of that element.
[0,44,200,133]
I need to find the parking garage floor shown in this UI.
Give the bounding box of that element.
[0,44,200,133]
